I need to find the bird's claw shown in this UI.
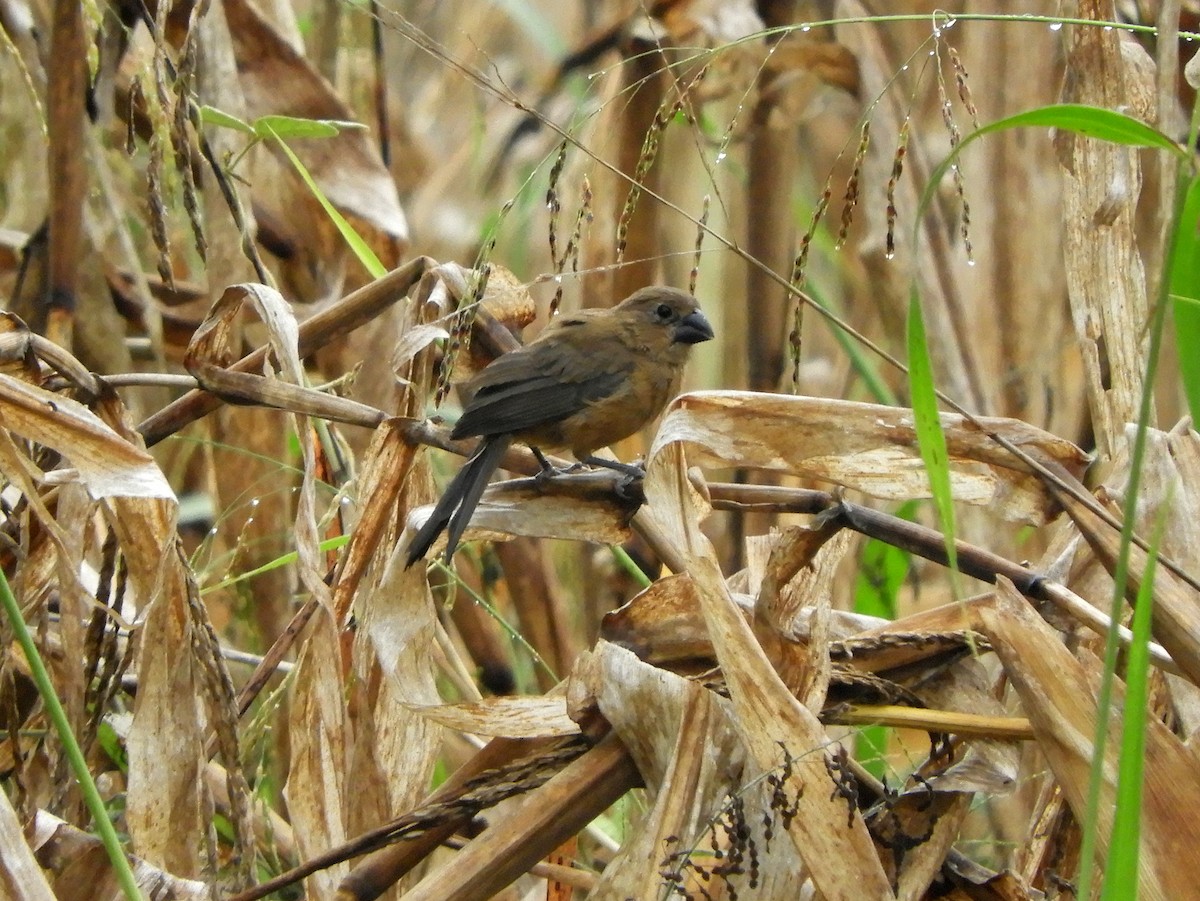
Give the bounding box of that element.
[613,471,642,502]
[531,447,577,486]
[580,455,646,480]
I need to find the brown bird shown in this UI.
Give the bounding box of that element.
[405,286,714,566]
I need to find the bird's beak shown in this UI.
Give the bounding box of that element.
[674,310,715,345]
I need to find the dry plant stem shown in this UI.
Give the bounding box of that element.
[402,424,1177,676]
[663,483,1177,674]
[46,0,86,352]
[826,704,1033,740]
[230,737,594,901]
[337,735,574,900]
[232,595,320,719]
[27,333,104,398]
[399,733,640,901]
[136,256,435,445]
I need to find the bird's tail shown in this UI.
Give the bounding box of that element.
[404,435,514,567]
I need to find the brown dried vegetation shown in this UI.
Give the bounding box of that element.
[1,1,1199,900]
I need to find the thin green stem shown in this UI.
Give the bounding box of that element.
[0,570,143,900]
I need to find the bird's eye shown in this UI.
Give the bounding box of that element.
[654,303,673,320]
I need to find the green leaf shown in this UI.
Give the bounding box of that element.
[260,122,388,278]
[253,114,365,140]
[199,104,255,135]
[253,115,364,140]
[97,720,128,773]
[906,288,959,585]
[975,104,1182,152]
[920,104,1184,226]
[1171,174,1200,424]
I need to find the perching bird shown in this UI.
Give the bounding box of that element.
[405,285,714,566]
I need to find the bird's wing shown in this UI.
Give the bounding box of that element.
[451,336,631,439]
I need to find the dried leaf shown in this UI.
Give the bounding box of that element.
[0,374,173,499]
[413,696,580,738]
[572,642,744,900]
[642,442,895,899]
[285,604,351,897]
[653,391,1088,523]
[978,579,1200,898]
[223,0,407,241]
[0,788,55,900]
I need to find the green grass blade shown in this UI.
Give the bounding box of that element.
[906,287,959,589]
[0,569,142,900]
[262,122,388,279]
[1170,174,1200,424]
[253,114,365,140]
[1101,503,1168,900]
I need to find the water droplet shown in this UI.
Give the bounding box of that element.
[901,64,909,71]
[966,258,977,267]
[1103,25,1113,31]
[943,17,957,29]
[250,497,260,507]
[884,251,895,261]
[1049,21,1063,31]
[929,49,936,56]
[209,526,219,536]
[553,274,563,284]
[801,23,811,32]
[715,151,727,163]
[546,201,555,210]
[245,516,254,526]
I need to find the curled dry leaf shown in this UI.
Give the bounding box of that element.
[601,571,756,666]
[753,521,850,709]
[29,809,211,900]
[652,391,1090,523]
[0,374,173,500]
[185,281,333,608]
[0,312,41,381]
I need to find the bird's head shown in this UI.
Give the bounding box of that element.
[617,286,715,347]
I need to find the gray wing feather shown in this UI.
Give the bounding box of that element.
[451,338,630,439]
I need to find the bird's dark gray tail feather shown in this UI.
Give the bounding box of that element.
[404,435,514,567]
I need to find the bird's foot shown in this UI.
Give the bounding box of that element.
[580,455,646,479]
[531,447,576,486]
[580,455,646,501]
